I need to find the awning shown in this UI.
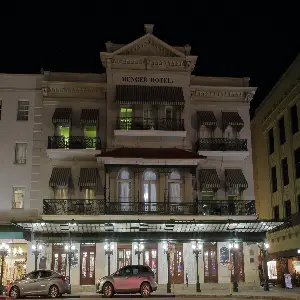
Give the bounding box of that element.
[199,169,221,190]
[52,108,72,125]
[225,169,248,190]
[115,85,185,105]
[78,168,98,187]
[222,111,244,130]
[197,111,217,128]
[49,168,72,187]
[80,109,99,126]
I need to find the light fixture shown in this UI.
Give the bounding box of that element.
[264,243,270,249]
[297,249,300,254]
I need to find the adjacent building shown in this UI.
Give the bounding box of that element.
[0,24,281,290]
[251,53,300,282]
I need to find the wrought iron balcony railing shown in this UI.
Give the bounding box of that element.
[48,136,101,150]
[43,199,255,216]
[116,117,185,131]
[196,138,248,151]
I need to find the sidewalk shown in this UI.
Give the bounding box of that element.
[65,286,300,299]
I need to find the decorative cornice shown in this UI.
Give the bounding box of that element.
[42,81,107,98]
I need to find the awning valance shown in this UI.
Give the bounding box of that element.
[115,85,185,105]
[80,109,99,126]
[222,111,244,130]
[197,111,217,128]
[199,169,221,190]
[52,108,72,125]
[49,168,72,187]
[225,169,248,190]
[78,168,98,187]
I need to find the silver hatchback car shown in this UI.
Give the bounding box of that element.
[7,270,71,298]
[96,265,158,297]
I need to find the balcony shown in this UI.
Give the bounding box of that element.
[196,138,249,160]
[114,117,186,137]
[46,136,101,160]
[43,199,255,216]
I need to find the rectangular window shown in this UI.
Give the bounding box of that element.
[14,143,27,164]
[281,157,289,186]
[295,148,300,179]
[291,105,299,135]
[201,189,214,201]
[227,187,240,200]
[0,99,2,120]
[273,205,279,220]
[120,107,133,130]
[17,100,29,121]
[278,117,286,144]
[13,187,25,209]
[85,188,95,200]
[285,200,291,218]
[271,166,277,193]
[54,188,68,199]
[268,129,274,154]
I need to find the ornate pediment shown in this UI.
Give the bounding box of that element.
[113,34,185,58]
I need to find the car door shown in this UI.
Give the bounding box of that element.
[36,270,53,294]
[19,272,39,295]
[113,266,132,292]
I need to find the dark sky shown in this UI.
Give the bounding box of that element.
[1,3,300,114]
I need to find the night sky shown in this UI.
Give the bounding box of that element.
[1,3,299,115]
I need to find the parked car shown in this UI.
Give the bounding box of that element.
[96,265,158,297]
[6,270,71,298]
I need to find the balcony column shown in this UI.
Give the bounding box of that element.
[184,172,193,202]
[134,168,140,202]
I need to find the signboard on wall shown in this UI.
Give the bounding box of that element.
[121,76,174,84]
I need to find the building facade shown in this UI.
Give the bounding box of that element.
[251,53,300,283]
[1,24,278,290]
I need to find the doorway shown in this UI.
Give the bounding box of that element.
[117,244,132,270]
[52,245,67,276]
[170,244,184,284]
[203,243,218,283]
[143,244,158,282]
[80,244,96,285]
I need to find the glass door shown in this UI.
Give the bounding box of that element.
[52,245,67,276]
[80,245,96,285]
[203,243,218,283]
[117,245,132,269]
[143,246,158,282]
[169,244,184,284]
[143,171,157,212]
[120,108,133,130]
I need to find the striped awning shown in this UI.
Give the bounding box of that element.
[222,111,244,130]
[199,169,221,190]
[49,168,71,187]
[78,168,98,187]
[52,108,72,125]
[80,109,99,126]
[115,85,185,105]
[225,169,248,190]
[197,111,217,128]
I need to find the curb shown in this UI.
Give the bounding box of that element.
[61,294,300,299]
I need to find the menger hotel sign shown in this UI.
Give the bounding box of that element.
[122,76,174,84]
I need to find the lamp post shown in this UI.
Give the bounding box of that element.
[163,243,171,294]
[104,242,114,276]
[32,242,43,271]
[258,242,270,291]
[65,243,76,293]
[134,242,144,265]
[192,241,202,292]
[229,241,239,292]
[0,243,9,295]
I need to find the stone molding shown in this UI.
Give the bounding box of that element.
[42,81,107,98]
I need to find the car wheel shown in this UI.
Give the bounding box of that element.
[140,282,151,298]
[10,286,20,299]
[48,285,60,298]
[103,282,114,298]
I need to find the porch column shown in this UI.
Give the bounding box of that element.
[158,242,168,284]
[105,170,110,200]
[159,172,166,202]
[243,243,259,283]
[26,242,35,273]
[70,243,80,286]
[134,169,140,201]
[104,242,117,276]
[96,243,106,281]
[184,172,193,202]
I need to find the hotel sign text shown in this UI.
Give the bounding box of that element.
[122,76,173,84]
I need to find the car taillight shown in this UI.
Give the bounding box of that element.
[6,284,11,292]
[60,276,67,281]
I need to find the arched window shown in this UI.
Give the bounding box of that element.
[117,170,132,210]
[168,171,181,203]
[143,170,157,211]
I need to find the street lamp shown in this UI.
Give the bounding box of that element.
[65,243,76,293]
[229,241,239,292]
[257,242,270,291]
[192,241,202,292]
[32,242,43,271]
[104,242,114,276]
[0,243,9,294]
[163,243,171,294]
[134,243,144,265]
